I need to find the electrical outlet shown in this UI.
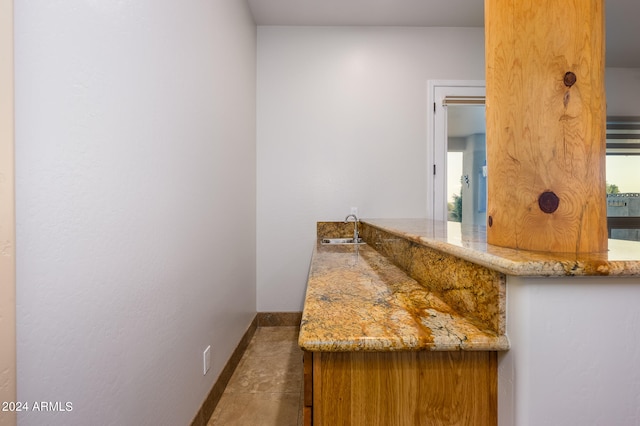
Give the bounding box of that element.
[350,207,358,216]
[203,345,211,375]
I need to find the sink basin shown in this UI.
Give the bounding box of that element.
[321,238,365,245]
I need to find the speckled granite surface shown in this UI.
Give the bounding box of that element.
[363,219,640,276]
[298,237,509,352]
[360,223,505,335]
[301,218,640,353]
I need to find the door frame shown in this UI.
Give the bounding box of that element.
[426,80,485,221]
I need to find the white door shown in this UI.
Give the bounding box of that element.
[427,80,485,222]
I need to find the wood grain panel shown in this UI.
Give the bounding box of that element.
[485,0,607,253]
[303,351,314,426]
[313,351,497,426]
[303,407,312,426]
[303,351,313,407]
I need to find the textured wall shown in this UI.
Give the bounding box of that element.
[256,26,486,311]
[0,1,16,425]
[14,1,256,424]
[500,276,640,426]
[255,28,640,312]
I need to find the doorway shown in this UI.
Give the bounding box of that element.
[427,80,485,223]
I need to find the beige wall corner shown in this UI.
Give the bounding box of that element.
[0,0,16,425]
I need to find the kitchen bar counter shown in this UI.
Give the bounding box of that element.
[298,235,509,352]
[299,218,640,352]
[363,218,640,276]
[299,219,640,425]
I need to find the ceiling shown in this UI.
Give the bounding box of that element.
[248,0,640,68]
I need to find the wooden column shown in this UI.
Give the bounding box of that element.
[485,0,608,253]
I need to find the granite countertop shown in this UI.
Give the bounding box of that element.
[298,218,640,353]
[364,218,640,276]
[298,240,510,352]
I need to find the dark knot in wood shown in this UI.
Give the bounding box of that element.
[538,191,560,214]
[488,216,493,227]
[563,71,577,87]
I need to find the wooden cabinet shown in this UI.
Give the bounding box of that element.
[303,351,313,425]
[303,350,497,426]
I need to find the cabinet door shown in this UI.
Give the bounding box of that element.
[313,351,497,426]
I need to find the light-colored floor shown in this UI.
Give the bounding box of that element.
[207,326,304,426]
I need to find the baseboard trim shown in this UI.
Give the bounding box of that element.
[257,311,302,327]
[190,315,258,426]
[189,312,303,425]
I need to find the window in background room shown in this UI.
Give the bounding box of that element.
[606,117,640,241]
[427,80,486,224]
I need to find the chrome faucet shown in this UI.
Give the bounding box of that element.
[344,214,359,242]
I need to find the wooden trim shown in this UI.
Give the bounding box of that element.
[303,351,313,426]
[312,353,324,426]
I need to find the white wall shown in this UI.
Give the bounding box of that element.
[606,67,640,115]
[499,275,640,426]
[14,1,256,425]
[256,26,485,311]
[0,1,16,424]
